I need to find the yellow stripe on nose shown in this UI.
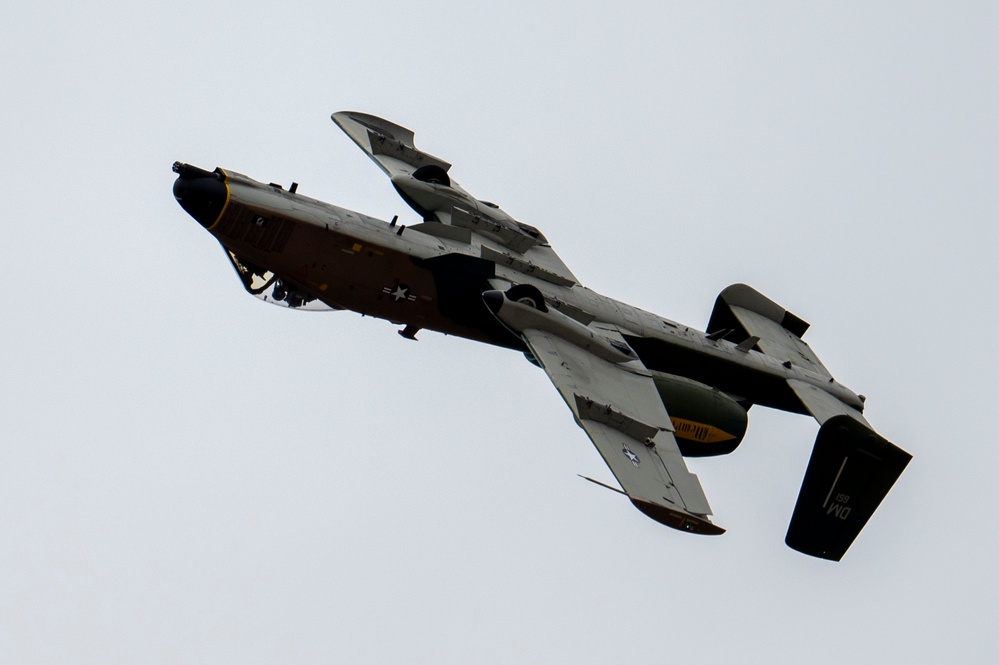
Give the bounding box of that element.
[206,169,231,232]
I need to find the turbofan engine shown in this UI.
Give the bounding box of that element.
[651,373,748,457]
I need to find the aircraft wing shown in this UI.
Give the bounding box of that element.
[331,111,579,283]
[332,111,456,184]
[521,327,723,535]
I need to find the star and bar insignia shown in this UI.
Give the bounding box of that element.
[622,442,641,467]
[382,283,417,303]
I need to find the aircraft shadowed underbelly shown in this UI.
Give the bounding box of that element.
[623,335,807,414]
[414,254,524,350]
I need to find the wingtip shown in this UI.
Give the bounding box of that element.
[631,499,725,536]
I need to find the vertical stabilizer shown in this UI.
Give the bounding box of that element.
[786,415,911,561]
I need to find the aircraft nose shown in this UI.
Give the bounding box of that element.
[172,162,228,228]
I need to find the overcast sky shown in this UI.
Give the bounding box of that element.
[2,2,997,663]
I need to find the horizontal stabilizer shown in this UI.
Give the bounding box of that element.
[787,379,868,427]
[786,415,911,561]
[707,284,830,377]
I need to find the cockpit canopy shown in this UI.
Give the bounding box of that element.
[224,250,337,311]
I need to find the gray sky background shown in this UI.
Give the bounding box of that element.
[3,2,997,663]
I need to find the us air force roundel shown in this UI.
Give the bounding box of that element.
[622,442,641,467]
[382,283,417,303]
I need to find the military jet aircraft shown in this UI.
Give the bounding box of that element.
[172,112,911,561]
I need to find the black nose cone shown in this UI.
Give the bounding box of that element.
[172,162,228,228]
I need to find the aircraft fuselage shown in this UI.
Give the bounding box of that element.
[173,162,862,417]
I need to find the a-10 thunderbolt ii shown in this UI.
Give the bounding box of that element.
[172,111,911,561]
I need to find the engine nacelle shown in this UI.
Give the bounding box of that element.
[482,287,637,365]
[652,373,748,457]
